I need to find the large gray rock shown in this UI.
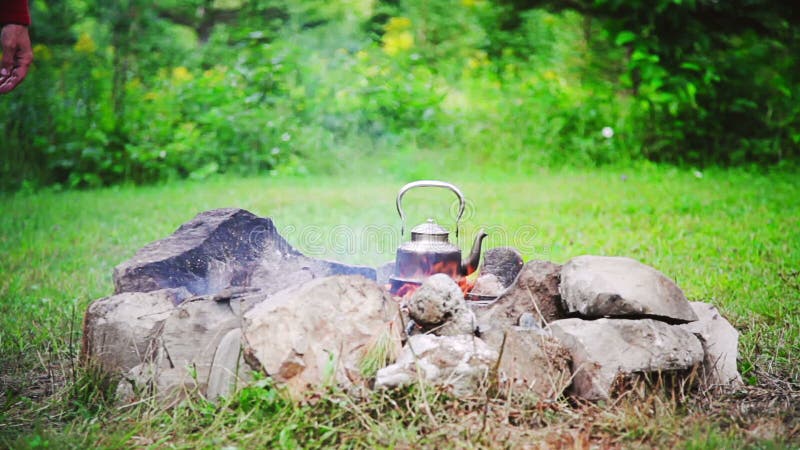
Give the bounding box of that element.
[116,362,199,407]
[82,288,190,372]
[108,295,248,404]
[407,274,476,336]
[134,298,241,398]
[481,247,524,287]
[243,275,401,397]
[559,255,698,323]
[679,302,742,387]
[113,208,375,296]
[475,260,564,332]
[493,328,572,401]
[207,328,250,400]
[550,318,704,400]
[375,334,498,396]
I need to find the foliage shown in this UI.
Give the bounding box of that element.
[498,0,800,165]
[0,0,798,190]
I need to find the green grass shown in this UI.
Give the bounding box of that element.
[1,165,798,447]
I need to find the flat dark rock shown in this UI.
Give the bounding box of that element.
[113,208,375,296]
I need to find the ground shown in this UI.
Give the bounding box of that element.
[0,166,798,448]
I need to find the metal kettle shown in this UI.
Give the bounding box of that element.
[388,180,487,294]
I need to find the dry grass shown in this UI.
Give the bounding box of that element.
[1,351,797,448]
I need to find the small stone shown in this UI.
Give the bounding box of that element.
[518,313,539,329]
[435,308,477,336]
[475,260,564,332]
[471,274,505,297]
[407,274,465,327]
[406,274,476,336]
[481,247,524,287]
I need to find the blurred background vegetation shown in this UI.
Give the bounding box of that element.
[1,0,798,190]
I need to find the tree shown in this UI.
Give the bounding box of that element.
[496,0,800,164]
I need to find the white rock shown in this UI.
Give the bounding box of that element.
[679,302,742,387]
[112,297,241,404]
[559,255,698,323]
[375,334,498,396]
[550,318,704,400]
[243,275,401,397]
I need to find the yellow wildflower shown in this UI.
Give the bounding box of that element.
[33,44,52,61]
[171,66,194,83]
[384,17,412,33]
[383,31,414,55]
[74,33,97,54]
[467,50,488,70]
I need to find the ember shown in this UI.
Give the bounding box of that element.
[390,273,475,299]
[388,254,477,298]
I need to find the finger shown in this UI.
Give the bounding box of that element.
[0,41,13,78]
[14,64,30,86]
[13,50,33,86]
[0,73,17,93]
[0,77,15,93]
[0,69,25,93]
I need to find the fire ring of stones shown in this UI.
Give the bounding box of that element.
[82,208,742,405]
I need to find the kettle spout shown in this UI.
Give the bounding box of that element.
[460,228,488,276]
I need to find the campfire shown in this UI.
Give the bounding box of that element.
[80,182,742,406]
[388,255,477,298]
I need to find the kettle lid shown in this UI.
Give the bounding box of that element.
[411,219,450,242]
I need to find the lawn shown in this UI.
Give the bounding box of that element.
[1,166,798,448]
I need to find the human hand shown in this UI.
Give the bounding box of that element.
[0,24,33,94]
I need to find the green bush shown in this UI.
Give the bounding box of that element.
[0,0,797,190]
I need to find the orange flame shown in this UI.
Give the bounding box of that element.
[391,258,476,299]
[395,282,420,298]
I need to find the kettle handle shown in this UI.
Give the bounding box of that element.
[396,180,466,237]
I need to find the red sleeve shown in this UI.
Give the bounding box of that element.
[0,0,31,26]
